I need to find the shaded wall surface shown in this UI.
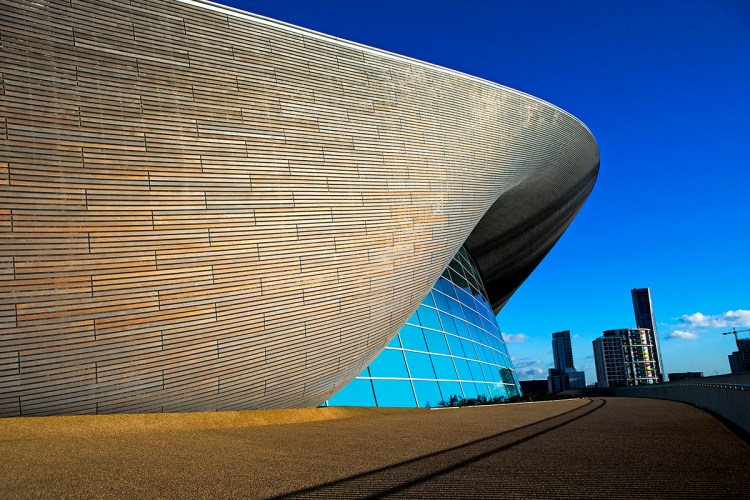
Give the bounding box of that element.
[611,373,750,435]
[0,0,599,415]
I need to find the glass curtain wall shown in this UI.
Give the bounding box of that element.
[327,247,521,408]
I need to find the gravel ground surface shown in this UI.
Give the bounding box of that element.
[1,397,748,499]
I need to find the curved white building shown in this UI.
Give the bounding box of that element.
[0,0,599,415]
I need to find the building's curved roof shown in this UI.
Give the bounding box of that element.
[0,0,598,415]
[180,0,601,314]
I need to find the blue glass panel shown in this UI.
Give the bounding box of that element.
[475,382,492,399]
[417,307,442,331]
[500,341,510,357]
[485,349,500,366]
[459,304,475,324]
[446,298,464,318]
[478,362,491,381]
[492,354,507,369]
[423,329,450,355]
[446,334,465,357]
[485,364,500,382]
[406,311,420,326]
[480,316,494,332]
[438,381,464,401]
[433,278,448,296]
[456,288,473,308]
[371,380,416,407]
[461,307,474,327]
[475,329,490,347]
[485,382,498,398]
[432,291,450,312]
[453,357,472,380]
[474,344,487,361]
[493,382,510,399]
[400,324,428,351]
[438,312,456,333]
[431,354,458,380]
[499,367,515,385]
[442,279,458,299]
[467,360,485,381]
[404,351,436,379]
[387,334,401,348]
[467,324,482,343]
[412,380,443,408]
[447,268,462,286]
[461,382,479,399]
[502,355,514,369]
[475,303,488,320]
[487,334,501,351]
[461,339,478,359]
[453,318,472,339]
[368,349,408,378]
[467,308,481,328]
[472,298,485,317]
[485,382,499,399]
[479,309,492,326]
[475,345,490,363]
[421,292,436,308]
[487,334,499,347]
[328,379,376,406]
[481,346,495,364]
[506,381,520,398]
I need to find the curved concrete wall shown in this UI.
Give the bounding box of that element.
[610,373,750,436]
[0,0,599,415]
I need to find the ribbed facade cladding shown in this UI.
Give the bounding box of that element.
[0,0,599,415]
[328,247,520,408]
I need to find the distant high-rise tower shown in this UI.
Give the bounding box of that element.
[552,330,575,370]
[631,288,664,382]
[548,330,585,393]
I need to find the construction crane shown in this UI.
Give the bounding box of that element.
[721,327,750,348]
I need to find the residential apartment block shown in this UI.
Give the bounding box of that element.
[593,328,659,388]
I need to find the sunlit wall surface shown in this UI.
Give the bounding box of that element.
[328,248,521,408]
[0,0,598,416]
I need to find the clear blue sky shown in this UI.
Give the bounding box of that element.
[216,0,750,382]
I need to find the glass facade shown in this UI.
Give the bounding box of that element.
[328,247,521,408]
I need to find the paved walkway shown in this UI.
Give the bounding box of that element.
[1,398,748,498]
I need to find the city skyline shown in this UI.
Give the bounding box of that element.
[220,0,750,383]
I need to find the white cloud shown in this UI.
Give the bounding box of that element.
[516,367,545,379]
[679,310,750,328]
[511,358,548,380]
[513,358,542,369]
[502,333,528,344]
[669,330,697,340]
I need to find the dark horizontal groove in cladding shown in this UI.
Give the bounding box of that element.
[0,0,599,415]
